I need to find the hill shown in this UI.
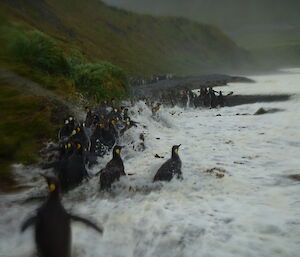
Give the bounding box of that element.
[0,0,251,76]
[104,0,300,67]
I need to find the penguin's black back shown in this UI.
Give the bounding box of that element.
[58,151,88,191]
[35,194,71,257]
[153,158,182,182]
[153,146,182,182]
[99,146,125,190]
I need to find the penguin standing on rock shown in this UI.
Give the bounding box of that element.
[21,175,103,257]
[153,145,182,182]
[98,146,126,190]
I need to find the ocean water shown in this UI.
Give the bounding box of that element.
[0,69,300,257]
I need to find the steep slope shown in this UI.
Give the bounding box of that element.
[0,0,251,76]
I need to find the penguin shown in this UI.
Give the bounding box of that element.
[98,146,126,190]
[209,87,218,108]
[188,90,196,108]
[21,175,103,257]
[70,124,91,151]
[123,108,130,121]
[88,122,106,163]
[95,120,116,155]
[84,107,93,127]
[120,118,138,136]
[58,116,76,140]
[218,91,225,107]
[153,145,182,182]
[43,142,90,191]
[203,88,210,107]
[59,142,90,191]
[180,90,188,108]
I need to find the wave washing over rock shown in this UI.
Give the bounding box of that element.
[0,69,300,257]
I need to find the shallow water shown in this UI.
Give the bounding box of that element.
[1,69,300,257]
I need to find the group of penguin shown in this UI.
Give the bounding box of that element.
[42,98,182,192]
[21,99,183,257]
[137,87,226,110]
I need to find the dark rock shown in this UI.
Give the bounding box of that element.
[254,107,283,115]
[287,174,300,181]
[254,108,268,115]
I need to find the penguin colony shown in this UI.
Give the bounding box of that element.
[21,91,227,256]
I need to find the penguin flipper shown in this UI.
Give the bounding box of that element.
[69,214,103,234]
[20,216,36,232]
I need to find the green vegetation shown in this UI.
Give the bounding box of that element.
[0,16,128,176]
[9,30,70,76]
[0,85,57,177]
[70,61,128,101]
[0,15,129,99]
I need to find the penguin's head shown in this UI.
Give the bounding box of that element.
[41,174,59,193]
[113,145,124,155]
[96,123,105,128]
[126,118,131,126]
[76,143,82,150]
[85,107,90,113]
[172,145,181,154]
[64,119,69,125]
[65,142,72,149]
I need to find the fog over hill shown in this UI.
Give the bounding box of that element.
[104,0,300,32]
[104,0,300,66]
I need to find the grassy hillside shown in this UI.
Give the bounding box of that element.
[0,0,251,76]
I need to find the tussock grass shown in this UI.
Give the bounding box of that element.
[0,86,57,176]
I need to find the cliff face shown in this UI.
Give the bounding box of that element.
[0,0,251,76]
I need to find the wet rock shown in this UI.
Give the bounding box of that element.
[287,174,300,181]
[254,108,267,115]
[154,154,164,158]
[254,107,283,115]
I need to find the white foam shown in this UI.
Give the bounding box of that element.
[1,69,300,257]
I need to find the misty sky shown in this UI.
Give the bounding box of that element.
[103,0,300,31]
